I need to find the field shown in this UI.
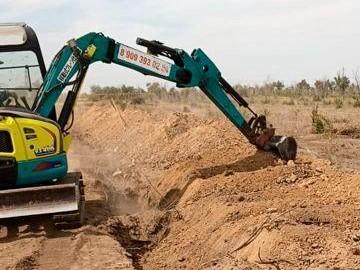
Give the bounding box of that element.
[1,90,360,269]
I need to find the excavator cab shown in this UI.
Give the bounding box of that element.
[0,24,84,228]
[0,23,46,110]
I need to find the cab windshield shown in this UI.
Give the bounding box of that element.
[0,50,43,109]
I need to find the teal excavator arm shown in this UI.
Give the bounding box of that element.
[34,32,297,160]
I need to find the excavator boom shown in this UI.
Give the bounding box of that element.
[34,32,297,160]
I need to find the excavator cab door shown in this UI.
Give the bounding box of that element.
[0,23,46,111]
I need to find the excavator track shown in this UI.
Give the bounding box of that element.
[52,172,85,229]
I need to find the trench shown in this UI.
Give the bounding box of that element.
[69,138,174,269]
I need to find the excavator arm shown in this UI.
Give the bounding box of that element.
[0,26,295,225]
[34,32,297,160]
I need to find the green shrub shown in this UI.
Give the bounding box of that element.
[311,106,334,134]
[334,98,343,109]
[313,95,322,102]
[353,97,360,108]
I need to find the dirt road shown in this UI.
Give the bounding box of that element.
[1,103,360,269]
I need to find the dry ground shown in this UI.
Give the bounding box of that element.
[1,99,360,269]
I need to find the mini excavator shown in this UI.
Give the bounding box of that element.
[0,23,297,228]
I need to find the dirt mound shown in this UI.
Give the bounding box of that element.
[143,156,360,269]
[71,103,360,269]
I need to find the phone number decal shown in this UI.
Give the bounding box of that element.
[118,45,171,77]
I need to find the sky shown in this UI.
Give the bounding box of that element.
[1,0,360,90]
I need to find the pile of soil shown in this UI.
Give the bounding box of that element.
[74,103,360,269]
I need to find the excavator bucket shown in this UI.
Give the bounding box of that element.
[0,173,84,227]
[265,135,298,161]
[248,115,298,161]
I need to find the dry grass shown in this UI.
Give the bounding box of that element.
[82,90,360,138]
